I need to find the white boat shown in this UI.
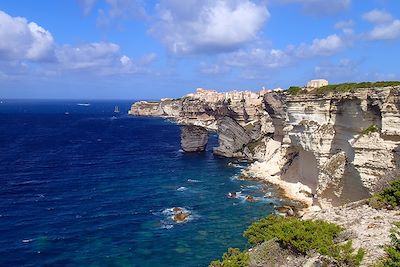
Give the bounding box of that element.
[114,106,120,113]
[77,103,90,106]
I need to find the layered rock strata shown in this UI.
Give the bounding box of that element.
[129,86,400,208]
[181,125,208,152]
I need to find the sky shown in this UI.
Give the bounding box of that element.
[0,0,400,99]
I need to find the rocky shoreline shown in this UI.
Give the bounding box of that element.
[129,85,400,265]
[129,86,400,210]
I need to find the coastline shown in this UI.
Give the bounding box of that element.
[128,85,400,266]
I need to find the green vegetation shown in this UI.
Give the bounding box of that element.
[383,222,400,266]
[287,86,303,95]
[210,215,364,266]
[209,248,249,267]
[369,180,400,209]
[244,215,364,266]
[315,81,400,95]
[244,215,343,253]
[361,124,379,135]
[373,222,400,267]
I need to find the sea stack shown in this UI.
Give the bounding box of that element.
[180,125,208,152]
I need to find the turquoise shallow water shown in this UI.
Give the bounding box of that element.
[0,100,278,267]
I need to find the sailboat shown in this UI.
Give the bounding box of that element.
[114,106,120,113]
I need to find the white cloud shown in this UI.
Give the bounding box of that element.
[222,47,291,69]
[56,42,120,70]
[56,42,156,75]
[150,0,269,54]
[367,19,400,40]
[335,20,353,29]
[0,11,55,62]
[200,33,348,78]
[363,9,393,24]
[0,10,157,77]
[278,0,351,16]
[295,34,345,57]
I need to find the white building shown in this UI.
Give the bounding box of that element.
[307,79,328,88]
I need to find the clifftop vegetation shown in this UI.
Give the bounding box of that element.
[286,81,400,95]
[210,215,364,267]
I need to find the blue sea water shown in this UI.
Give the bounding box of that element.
[0,100,278,267]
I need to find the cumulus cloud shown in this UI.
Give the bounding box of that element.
[278,0,351,16]
[368,20,400,40]
[0,10,55,62]
[199,44,293,79]
[294,34,346,57]
[200,32,348,79]
[334,20,354,35]
[150,0,269,54]
[362,10,400,41]
[0,10,157,77]
[56,42,156,75]
[363,9,393,24]
[222,47,291,69]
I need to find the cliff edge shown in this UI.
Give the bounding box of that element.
[129,86,400,209]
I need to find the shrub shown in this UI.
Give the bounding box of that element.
[210,215,365,266]
[373,222,400,266]
[314,81,400,95]
[329,240,365,267]
[287,86,303,95]
[362,124,379,135]
[244,215,343,254]
[243,215,364,266]
[209,248,249,267]
[369,180,400,209]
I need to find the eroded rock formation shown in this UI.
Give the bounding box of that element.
[129,86,400,208]
[181,125,208,152]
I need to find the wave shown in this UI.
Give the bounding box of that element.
[177,186,187,191]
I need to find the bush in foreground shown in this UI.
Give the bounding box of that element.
[244,215,364,266]
[210,215,364,266]
[209,248,249,267]
[373,222,400,267]
[369,180,400,209]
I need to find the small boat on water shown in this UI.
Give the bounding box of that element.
[77,103,90,107]
[114,106,120,113]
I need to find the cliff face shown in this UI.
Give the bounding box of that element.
[129,87,400,208]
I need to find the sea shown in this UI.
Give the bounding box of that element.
[0,100,278,267]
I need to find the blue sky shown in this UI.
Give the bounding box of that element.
[0,0,400,99]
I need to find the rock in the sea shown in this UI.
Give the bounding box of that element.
[180,125,208,152]
[171,207,190,223]
[245,195,258,202]
[173,212,190,223]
